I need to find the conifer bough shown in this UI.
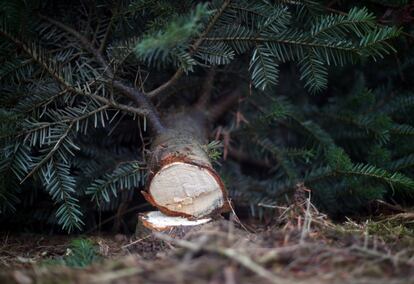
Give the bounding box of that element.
[37,10,231,222]
[0,0,407,233]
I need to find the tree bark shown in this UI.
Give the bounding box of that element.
[142,110,230,219]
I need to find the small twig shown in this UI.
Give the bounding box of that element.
[299,193,312,244]
[121,235,152,249]
[228,199,250,233]
[257,203,288,209]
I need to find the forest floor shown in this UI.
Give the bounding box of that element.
[1,193,414,284]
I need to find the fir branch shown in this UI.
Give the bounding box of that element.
[359,26,400,60]
[21,121,75,183]
[389,154,414,171]
[390,123,414,135]
[145,0,232,98]
[13,105,109,142]
[319,2,414,40]
[38,15,165,134]
[0,29,149,118]
[195,42,235,65]
[306,163,414,190]
[204,26,399,64]
[0,185,19,214]
[255,137,297,179]
[321,113,392,144]
[0,143,33,180]
[41,159,84,232]
[311,7,376,38]
[383,94,414,114]
[86,162,143,204]
[249,44,279,90]
[203,34,358,52]
[134,3,210,60]
[298,49,328,93]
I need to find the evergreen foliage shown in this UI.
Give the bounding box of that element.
[44,238,100,268]
[0,0,413,232]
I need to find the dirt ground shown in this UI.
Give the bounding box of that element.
[1,193,414,284]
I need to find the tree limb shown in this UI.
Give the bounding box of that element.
[39,15,165,134]
[145,0,232,98]
[0,30,148,119]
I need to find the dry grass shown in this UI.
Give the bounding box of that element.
[1,185,414,284]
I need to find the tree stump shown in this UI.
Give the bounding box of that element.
[136,211,212,238]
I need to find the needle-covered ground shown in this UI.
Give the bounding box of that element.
[1,190,414,284]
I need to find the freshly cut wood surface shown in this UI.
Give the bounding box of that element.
[149,162,224,218]
[136,211,212,238]
[139,211,211,232]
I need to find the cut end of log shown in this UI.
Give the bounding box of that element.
[140,211,211,231]
[147,162,226,218]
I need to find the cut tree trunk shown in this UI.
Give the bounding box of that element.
[142,110,229,219]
